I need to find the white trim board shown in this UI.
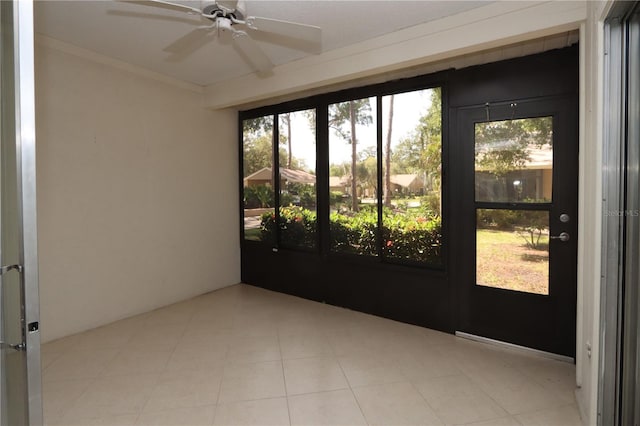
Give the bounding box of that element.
[204,1,587,109]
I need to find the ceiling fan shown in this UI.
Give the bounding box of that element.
[119,0,322,73]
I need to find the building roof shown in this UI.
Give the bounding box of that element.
[390,174,423,188]
[244,167,316,184]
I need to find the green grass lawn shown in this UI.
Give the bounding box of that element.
[476,228,549,295]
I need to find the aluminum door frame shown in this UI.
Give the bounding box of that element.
[0,0,41,423]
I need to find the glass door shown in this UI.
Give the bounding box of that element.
[0,0,42,424]
[455,97,578,357]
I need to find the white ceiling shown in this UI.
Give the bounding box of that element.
[35,1,492,86]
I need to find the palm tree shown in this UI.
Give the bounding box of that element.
[383,95,395,207]
[329,99,373,211]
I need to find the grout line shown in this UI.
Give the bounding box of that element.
[275,332,293,426]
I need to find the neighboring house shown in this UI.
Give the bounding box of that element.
[390,174,426,195]
[329,175,349,193]
[244,167,316,187]
[475,145,553,202]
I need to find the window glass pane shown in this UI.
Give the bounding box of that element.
[382,88,442,265]
[475,117,553,203]
[242,116,274,242]
[476,209,549,295]
[278,109,317,250]
[328,97,378,256]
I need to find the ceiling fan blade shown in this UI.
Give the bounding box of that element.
[118,0,202,15]
[163,27,214,53]
[232,32,273,73]
[245,16,321,44]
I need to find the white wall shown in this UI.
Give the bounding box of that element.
[35,40,240,342]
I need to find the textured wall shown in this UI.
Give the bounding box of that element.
[35,42,239,342]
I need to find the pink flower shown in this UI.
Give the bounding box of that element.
[386,240,393,247]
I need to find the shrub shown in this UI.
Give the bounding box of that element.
[245,185,274,208]
[260,206,442,265]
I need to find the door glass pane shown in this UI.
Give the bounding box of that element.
[328,97,378,256]
[476,209,549,295]
[475,117,553,203]
[242,116,275,243]
[278,109,317,250]
[381,88,442,265]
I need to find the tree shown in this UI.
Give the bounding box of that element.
[243,134,273,176]
[384,95,394,207]
[280,113,293,169]
[243,116,273,135]
[391,88,442,181]
[475,116,552,175]
[329,99,373,211]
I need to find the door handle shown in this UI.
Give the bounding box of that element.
[0,265,27,352]
[549,232,570,242]
[0,264,23,275]
[0,341,26,351]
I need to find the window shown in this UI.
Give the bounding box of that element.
[329,97,378,256]
[381,88,442,265]
[278,109,317,250]
[240,86,443,268]
[242,116,274,242]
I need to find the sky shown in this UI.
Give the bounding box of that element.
[286,88,435,170]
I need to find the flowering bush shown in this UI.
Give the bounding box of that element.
[261,206,442,265]
[261,206,317,249]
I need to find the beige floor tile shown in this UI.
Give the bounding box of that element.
[143,368,223,412]
[213,398,290,426]
[288,389,367,426]
[43,285,579,426]
[62,374,158,419]
[227,334,281,364]
[164,343,228,372]
[41,350,65,372]
[325,330,370,357]
[136,405,216,425]
[41,335,82,355]
[353,381,444,426]
[49,413,139,426]
[466,365,568,415]
[515,404,583,426]
[125,323,187,352]
[43,379,94,419]
[513,358,577,405]
[74,322,139,350]
[415,375,508,425]
[283,356,349,395]
[279,333,334,360]
[142,304,196,326]
[218,360,286,403]
[43,348,120,382]
[394,351,462,383]
[465,416,523,425]
[101,346,174,376]
[338,354,405,387]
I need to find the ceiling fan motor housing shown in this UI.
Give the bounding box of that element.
[202,1,245,20]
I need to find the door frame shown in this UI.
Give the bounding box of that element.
[0,0,41,423]
[451,95,578,358]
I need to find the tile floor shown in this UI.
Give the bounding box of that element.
[42,284,583,426]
